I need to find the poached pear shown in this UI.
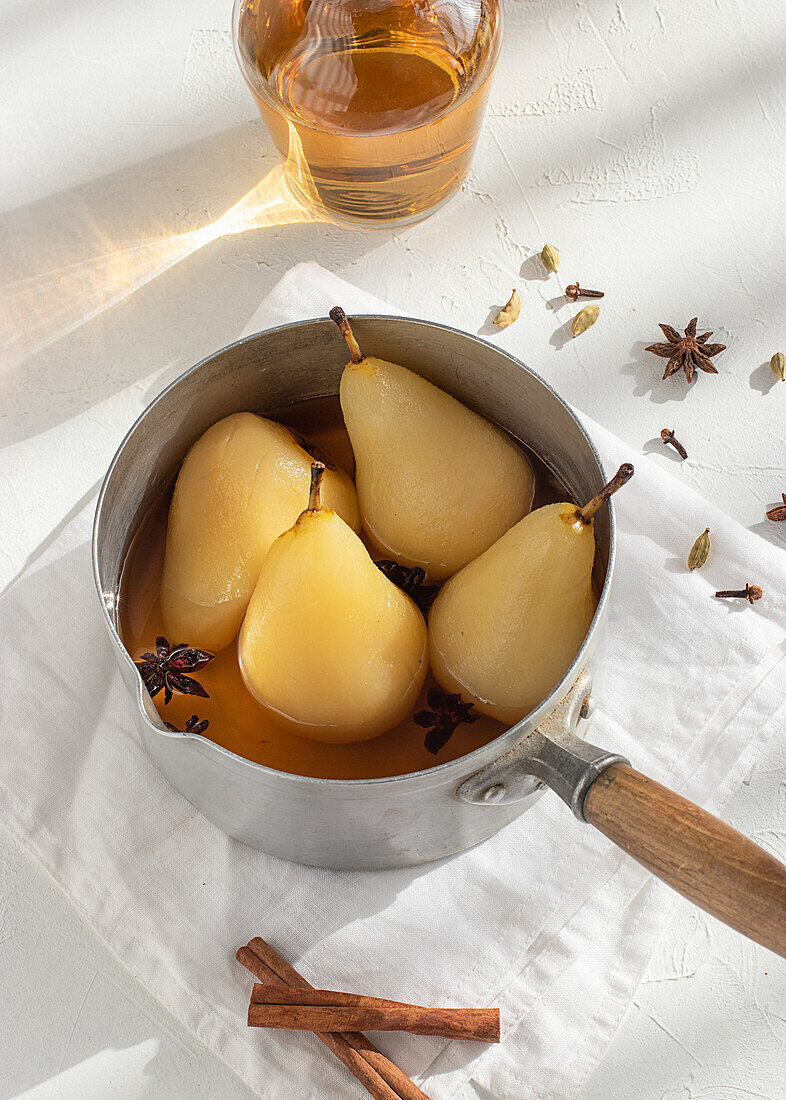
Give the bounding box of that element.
[330,307,534,581]
[428,464,633,725]
[160,413,359,652]
[238,464,428,743]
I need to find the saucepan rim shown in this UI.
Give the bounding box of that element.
[93,314,615,788]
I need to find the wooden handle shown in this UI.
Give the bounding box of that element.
[583,764,786,957]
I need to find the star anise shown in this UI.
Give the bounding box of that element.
[164,714,210,735]
[765,493,786,521]
[414,687,480,754]
[135,636,214,705]
[646,318,726,383]
[375,560,440,615]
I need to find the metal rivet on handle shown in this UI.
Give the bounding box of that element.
[481,784,506,803]
[579,695,595,721]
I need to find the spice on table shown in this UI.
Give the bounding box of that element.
[134,636,213,704]
[414,687,480,754]
[645,318,726,383]
[493,288,521,329]
[714,584,763,604]
[163,714,209,734]
[375,560,440,615]
[248,985,500,1044]
[237,938,429,1100]
[565,283,604,302]
[540,243,560,272]
[570,303,600,338]
[660,428,688,459]
[688,528,711,571]
[765,494,786,521]
[770,352,785,381]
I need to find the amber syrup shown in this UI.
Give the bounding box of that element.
[119,395,569,780]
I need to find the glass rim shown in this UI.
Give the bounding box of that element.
[230,0,504,137]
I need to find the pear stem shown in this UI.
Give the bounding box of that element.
[308,461,325,511]
[329,306,363,363]
[577,463,634,524]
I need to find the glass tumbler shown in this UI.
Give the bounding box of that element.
[233,0,503,226]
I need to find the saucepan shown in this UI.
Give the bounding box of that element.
[93,316,786,956]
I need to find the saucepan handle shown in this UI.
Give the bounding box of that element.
[583,763,786,957]
[455,673,786,956]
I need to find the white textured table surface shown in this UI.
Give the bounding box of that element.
[2,0,784,1097]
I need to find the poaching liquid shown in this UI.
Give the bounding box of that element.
[119,395,569,780]
[234,0,502,224]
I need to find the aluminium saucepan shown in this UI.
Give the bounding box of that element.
[93,316,786,956]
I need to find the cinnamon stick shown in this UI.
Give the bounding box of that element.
[236,938,429,1100]
[249,984,500,1043]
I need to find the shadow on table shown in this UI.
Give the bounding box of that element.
[748,517,786,548]
[641,436,685,463]
[749,360,782,395]
[619,342,692,405]
[0,118,377,450]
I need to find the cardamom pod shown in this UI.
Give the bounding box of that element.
[494,289,521,329]
[570,303,599,338]
[688,527,711,571]
[541,244,560,273]
[771,352,785,381]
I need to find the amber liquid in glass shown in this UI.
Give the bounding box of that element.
[119,396,570,780]
[235,0,500,224]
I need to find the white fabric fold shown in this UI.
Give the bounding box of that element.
[1,263,783,1100]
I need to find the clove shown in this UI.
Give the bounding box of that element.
[565,283,604,302]
[660,428,688,459]
[714,584,763,604]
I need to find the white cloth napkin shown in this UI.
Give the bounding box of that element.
[1,263,784,1100]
